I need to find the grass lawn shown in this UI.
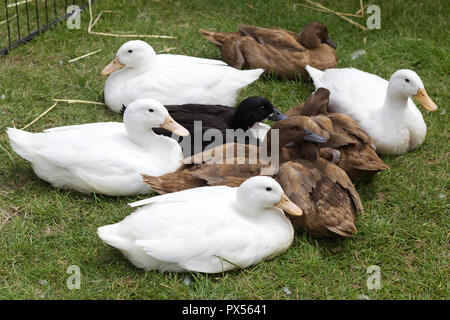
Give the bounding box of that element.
[0,0,448,299]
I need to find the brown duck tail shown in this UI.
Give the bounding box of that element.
[326,221,357,237]
[354,146,391,172]
[199,29,225,46]
[141,174,170,194]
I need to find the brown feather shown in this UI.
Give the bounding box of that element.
[276,147,361,238]
[199,22,337,80]
[286,89,389,181]
[141,117,363,239]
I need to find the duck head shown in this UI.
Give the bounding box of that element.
[301,88,331,116]
[298,21,337,49]
[233,97,288,130]
[268,116,329,147]
[123,99,189,137]
[236,176,303,217]
[101,40,156,75]
[387,70,438,111]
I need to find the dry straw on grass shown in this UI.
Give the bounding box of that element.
[87,0,177,39]
[21,100,106,130]
[68,49,102,63]
[294,0,368,31]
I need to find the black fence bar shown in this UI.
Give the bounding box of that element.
[34,0,39,29]
[53,0,57,19]
[45,0,49,25]
[4,0,11,47]
[1,0,95,56]
[25,0,30,35]
[14,0,21,40]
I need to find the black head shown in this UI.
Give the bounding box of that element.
[233,97,288,130]
[298,21,337,49]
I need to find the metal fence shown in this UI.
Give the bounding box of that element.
[1,0,93,55]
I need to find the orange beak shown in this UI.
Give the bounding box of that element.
[160,115,190,136]
[413,88,438,111]
[101,56,125,76]
[275,193,303,216]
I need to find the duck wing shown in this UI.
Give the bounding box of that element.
[126,63,262,106]
[134,213,261,273]
[163,104,235,132]
[307,67,389,121]
[122,187,267,273]
[141,143,269,193]
[43,122,122,134]
[199,29,242,47]
[276,159,362,238]
[238,25,305,51]
[157,54,227,66]
[321,159,364,214]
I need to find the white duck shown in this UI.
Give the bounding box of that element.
[306,65,438,155]
[102,40,265,112]
[97,176,302,273]
[7,99,189,196]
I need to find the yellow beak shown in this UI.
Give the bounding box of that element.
[275,193,303,216]
[413,88,438,111]
[160,115,190,136]
[101,56,125,76]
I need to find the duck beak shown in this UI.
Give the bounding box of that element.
[160,115,190,136]
[413,88,438,111]
[269,109,289,121]
[101,56,125,76]
[324,37,337,49]
[303,128,328,143]
[275,193,303,216]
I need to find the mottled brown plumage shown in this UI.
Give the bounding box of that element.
[200,22,338,80]
[143,117,363,238]
[142,117,328,193]
[142,143,268,193]
[286,88,390,181]
[276,141,363,238]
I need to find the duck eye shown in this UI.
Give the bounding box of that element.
[266,187,272,192]
[405,78,410,83]
[148,108,154,113]
[128,49,133,53]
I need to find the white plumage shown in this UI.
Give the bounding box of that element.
[7,99,188,195]
[98,176,302,273]
[102,40,264,112]
[306,65,438,155]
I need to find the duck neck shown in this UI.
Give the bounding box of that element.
[235,195,282,223]
[123,120,162,149]
[381,86,409,114]
[121,62,153,78]
[294,141,320,162]
[261,128,292,157]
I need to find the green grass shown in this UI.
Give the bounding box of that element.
[0,0,448,299]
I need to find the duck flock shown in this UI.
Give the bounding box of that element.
[7,22,438,273]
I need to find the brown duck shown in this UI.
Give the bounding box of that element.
[200,21,338,80]
[144,117,362,238]
[286,88,390,181]
[275,127,363,238]
[142,117,329,193]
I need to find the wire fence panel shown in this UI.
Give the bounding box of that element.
[1,0,93,55]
